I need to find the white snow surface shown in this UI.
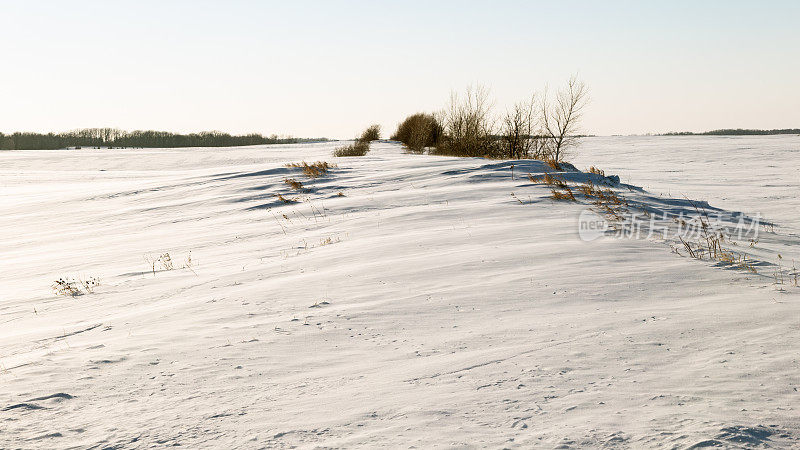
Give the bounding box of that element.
[1,137,799,448]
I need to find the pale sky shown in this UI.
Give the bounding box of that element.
[1,0,798,138]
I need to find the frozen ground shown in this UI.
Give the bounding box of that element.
[1,137,799,448]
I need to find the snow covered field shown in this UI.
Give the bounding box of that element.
[1,136,799,448]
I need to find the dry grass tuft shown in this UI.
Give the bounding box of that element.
[144,253,174,276]
[287,161,333,178]
[79,276,101,293]
[675,200,758,274]
[284,178,303,190]
[577,180,627,207]
[575,179,630,223]
[318,235,342,246]
[550,187,576,201]
[595,188,626,206]
[528,172,576,201]
[528,172,563,186]
[51,276,101,297]
[52,278,82,297]
[576,182,596,198]
[544,159,563,171]
[587,166,605,177]
[275,193,296,204]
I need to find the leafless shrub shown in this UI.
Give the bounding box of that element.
[432,85,499,157]
[333,124,381,157]
[333,140,370,157]
[391,113,443,152]
[360,124,381,142]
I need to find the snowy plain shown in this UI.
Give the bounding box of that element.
[1,136,799,448]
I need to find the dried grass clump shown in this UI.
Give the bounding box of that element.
[577,180,627,206]
[287,161,333,178]
[275,193,296,204]
[183,252,195,270]
[544,159,563,171]
[527,172,548,184]
[587,166,605,176]
[160,253,173,270]
[318,235,342,246]
[52,278,82,297]
[79,276,101,293]
[576,180,629,222]
[741,256,759,274]
[528,172,576,201]
[550,188,576,201]
[674,200,758,274]
[576,183,595,198]
[51,276,101,297]
[596,188,626,206]
[678,234,752,271]
[144,252,174,276]
[529,172,568,188]
[531,173,623,207]
[283,178,303,190]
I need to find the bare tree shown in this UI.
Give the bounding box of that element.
[501,95,537,159]
[542,75,589,163]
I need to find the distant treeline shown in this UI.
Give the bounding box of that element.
[0,128,327,150]
[663,128,800,136]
